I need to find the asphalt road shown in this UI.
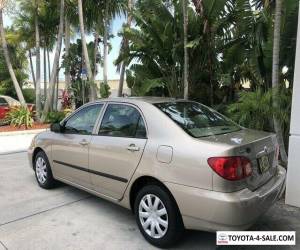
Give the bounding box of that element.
[0,152,299,250]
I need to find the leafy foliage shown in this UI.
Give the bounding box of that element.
[6,106,34,128]
[45,111,66,124]
[100,82,111,98]
[227,88,292,140]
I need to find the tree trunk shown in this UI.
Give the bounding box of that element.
[41,0,65,121]
[43,47,47,100]
[118,0,133,97]
[47,47,51,80]
[78,0,97,101]
[29,49,36,88]
[272,0,288,165]
[35,1,42,118]
[64,16,71,89]
[0,9,26,105]
[103,0,109,89]
[182,0,189,99]
[92,31,99,81]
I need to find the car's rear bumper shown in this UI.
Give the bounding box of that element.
[165,165,286,232]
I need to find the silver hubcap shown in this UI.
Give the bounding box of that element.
[36,157,47,184]
[139,194,168,239]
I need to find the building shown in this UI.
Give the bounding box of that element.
[286,5,300,208]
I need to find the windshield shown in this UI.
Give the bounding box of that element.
[154,101,241,138]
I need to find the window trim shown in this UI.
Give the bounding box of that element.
[94,102,148,139]
[61,102,106,135]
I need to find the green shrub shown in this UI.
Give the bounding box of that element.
[100,82,111,98]
[23,89,36,103]
[7,106,34,128]
[45,111,66,124]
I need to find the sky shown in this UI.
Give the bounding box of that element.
[4,13,126,82]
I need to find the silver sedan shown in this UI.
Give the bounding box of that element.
[28,97,286,248]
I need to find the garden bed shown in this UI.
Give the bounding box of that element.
[0,123,50,133]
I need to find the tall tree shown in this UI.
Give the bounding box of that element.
[78,0,97,101]
[182,0,189,99]
[64,16,71,89]
[272,0,288,165]
[0,2,26,105]
[41,0,65,120]
[118,0,133,97]
[34,0,41,117]
[103,0,109,89]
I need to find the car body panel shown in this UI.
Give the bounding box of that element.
[27,97,286,232]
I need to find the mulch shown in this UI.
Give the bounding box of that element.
[0,123,50,133]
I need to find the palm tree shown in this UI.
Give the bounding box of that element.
[103,0,109,89]
[41,0,65,120]
[64,16,71,89]
[118,0,133,97]
[0,3,26,105]
[272,0,288,165]
[34,0,41,118]
[182,0,189,99]
[77,0,97,101]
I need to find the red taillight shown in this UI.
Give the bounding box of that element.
[207,156,252,181]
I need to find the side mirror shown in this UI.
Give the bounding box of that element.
[50,123,63,133]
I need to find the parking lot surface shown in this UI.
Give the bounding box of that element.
[0,152,299,250]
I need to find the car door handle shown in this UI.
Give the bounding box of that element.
[127,144,140,152]
[79,139,89,146]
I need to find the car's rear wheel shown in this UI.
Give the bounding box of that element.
[134,185,184,248]
[34,151,56,189]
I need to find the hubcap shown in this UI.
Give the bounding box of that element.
[36,157,47,184]
[139,194,168,239]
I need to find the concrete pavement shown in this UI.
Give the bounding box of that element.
[0,152,299,250]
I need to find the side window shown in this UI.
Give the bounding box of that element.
[99,104,147,138]
[64,104,103,135]
[0,98,8,106]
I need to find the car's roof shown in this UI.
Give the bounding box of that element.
[97,97,186,104]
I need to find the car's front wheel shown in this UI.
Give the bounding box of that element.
[34,151,56,189]
[134,185,184,248]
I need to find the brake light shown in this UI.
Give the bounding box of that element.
[207,156,252,181]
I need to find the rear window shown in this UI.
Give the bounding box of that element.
[154,101,241,138]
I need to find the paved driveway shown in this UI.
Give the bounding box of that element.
[0,152,299,250]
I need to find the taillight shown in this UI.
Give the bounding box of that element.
[207,156,252,181]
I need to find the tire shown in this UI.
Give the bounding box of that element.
[134,185,184,248]
[34,151,56,189]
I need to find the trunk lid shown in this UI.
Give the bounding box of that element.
[201,129,279,191]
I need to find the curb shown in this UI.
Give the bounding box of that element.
[0,129,47,136]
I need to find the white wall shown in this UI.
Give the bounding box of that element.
[285,3,300,207]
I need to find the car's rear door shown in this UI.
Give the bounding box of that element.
[89,103,147,199]
[51,104,104,188]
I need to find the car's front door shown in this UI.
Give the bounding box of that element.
[51,104,104,188]
[89,103,147,199]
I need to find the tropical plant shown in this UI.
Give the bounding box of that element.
[41,0,65,121]
[45,111,66,123]
[0,28,29,98]
[0,1,26,105]
[118,0,133,97]
[227,87,292,147]
[100,81,111,98]
[7,106,34,128]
